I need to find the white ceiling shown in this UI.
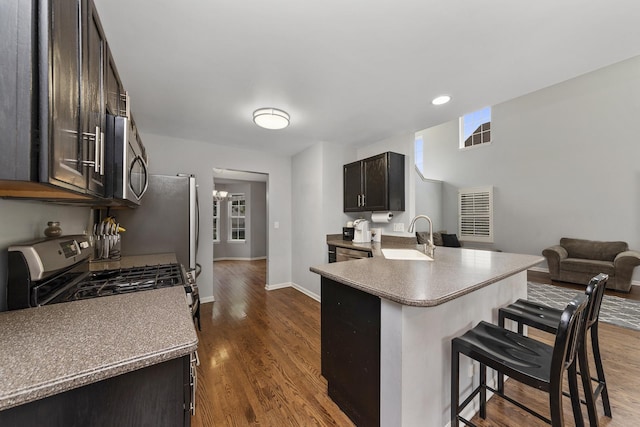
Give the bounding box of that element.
[94,0,640,157]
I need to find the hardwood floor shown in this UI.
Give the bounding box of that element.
[192,260,354,426]
[193,261,640,426]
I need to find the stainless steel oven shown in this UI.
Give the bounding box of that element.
[105,115,149,206]
[6,234,200,418]
[6,235,200,330]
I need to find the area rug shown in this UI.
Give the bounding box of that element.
[527,282,640,331]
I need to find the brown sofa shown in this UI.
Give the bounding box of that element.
[543,237,640,292]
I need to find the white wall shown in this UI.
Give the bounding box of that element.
[0,200,91,311]
[143,133,292,300]
[414,176,443,232]
[291,142,353,298]
[419,55,640,279]
[291,135,421,298]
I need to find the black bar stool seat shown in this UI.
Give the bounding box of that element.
[501,299,562,334]
[499,273,611,426]
[451,294,589,427]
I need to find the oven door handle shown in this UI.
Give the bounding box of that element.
[190,351,199,415]
[32,271,93,306]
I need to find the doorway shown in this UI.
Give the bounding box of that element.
[212,168,269,291]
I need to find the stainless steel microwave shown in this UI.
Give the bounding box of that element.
[105,115,148,206]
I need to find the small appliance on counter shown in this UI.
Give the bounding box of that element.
[352,219,371,243]
[342,227,355,241]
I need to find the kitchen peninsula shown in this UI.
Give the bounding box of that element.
[311,243,543,427]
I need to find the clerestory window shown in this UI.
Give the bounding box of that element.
[460,107,491,149]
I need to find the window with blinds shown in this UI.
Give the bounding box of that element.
[458,186,493,242]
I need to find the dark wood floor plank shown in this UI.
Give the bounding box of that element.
[193,261,640,426]
[192,260,354,427]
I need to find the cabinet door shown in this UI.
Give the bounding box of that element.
[362,153,388,211]
[321,278,381,426]
[0,356,190,426]
[105,46,123,116]
[82,0,106,196]
[343,161,362,212]
[49,0,86,189]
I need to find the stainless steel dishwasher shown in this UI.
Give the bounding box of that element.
[335,246,372,262]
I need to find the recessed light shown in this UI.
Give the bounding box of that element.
[432,95,451,106]
[253,108,290,130]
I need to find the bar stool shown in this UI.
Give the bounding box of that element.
[498,273,610,426]
[451,294,589,427]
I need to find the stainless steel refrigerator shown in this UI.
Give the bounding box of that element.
[116,174,199,275]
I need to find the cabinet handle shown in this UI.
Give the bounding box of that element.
[81,126,100,171]
[94,126,100,173]
[99,130,105,175]
[357,194,361,207]
[362,194,366,206]
[120,91,130,118]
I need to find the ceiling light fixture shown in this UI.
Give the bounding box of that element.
[212,190,229,201]
[253,108,290,130]
[431,95,451,106]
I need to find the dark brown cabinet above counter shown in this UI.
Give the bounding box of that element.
[0,0,135,205]
[343,152,405,212]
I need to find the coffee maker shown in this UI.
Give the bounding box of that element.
[352,219,371,243]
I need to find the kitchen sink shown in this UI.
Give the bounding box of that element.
[381,248,433,261]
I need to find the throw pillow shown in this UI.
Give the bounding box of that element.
[442,233,462,248]
[433,230,446,246]
[416,231,447,246]
[416,232,429,244]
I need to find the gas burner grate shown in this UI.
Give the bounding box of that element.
[54,263,186,303]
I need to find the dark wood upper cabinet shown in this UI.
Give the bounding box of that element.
[44,0,108,196]
[82,0,107,196]
[343,152,405,212]
[48,0,85,190]
[343,161,363,212]
[0,0,132,201]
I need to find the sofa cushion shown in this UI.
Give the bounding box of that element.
[560,237,628,262]
[560,258,616,276]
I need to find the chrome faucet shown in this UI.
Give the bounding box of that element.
[408,215,435,258]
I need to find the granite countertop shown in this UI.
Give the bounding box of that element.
[89,253,178,271]
[314,238,543,307]
[0,286,198,411]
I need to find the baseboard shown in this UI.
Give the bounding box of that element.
[528,266,640,287]
[290,282,321,302]
[264,281,321,302]
[265,282,292,291]
[200,295,215,304]
[213,256,266,261]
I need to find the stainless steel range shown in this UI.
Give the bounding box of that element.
[7,235,200,329]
